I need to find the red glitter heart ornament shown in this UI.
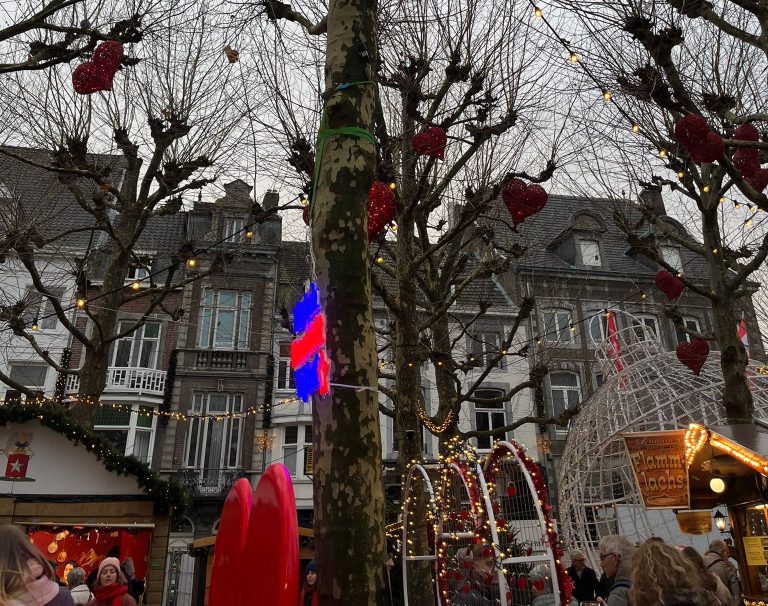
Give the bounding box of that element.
[533,578,546,592]
[72,62,114,95]
[734,123,759,142]
[517,577,528,590]
[746,168,768,194]
[367,181,396,240]
[676,338,709,376]
[690,132,724,164]
[674,115,709,148]
[502,179,548,226]
[655,270,684,300]
[462,582,471,593]
[93,40,124,71]
[506,483,517,498]
[411,127,447,160]
[733,148,760,178]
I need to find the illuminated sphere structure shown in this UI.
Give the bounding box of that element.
[559,312,768,566]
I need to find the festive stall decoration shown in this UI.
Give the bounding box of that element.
[290,282,330,402]
[502,179,548,226]
[72,41,124,95]
[655,270,684,300]
[368,181,396,239]
[401,438,568,606]
[412,127,448,160]
[676,338,710,376]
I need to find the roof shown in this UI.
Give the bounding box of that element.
[133,213,187,254]
[489,193,710,281]
[0,146,125,250]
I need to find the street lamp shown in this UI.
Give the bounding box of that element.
[714,509,727,533]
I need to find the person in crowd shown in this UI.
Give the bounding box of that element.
[681,546,732,606]
[529,564,578,606]
[454,543,508,606]
[596,571,612,600]
[48,562,67,587]
[703,539,741,605]
[86,558,136,606]
[567,550,599,603]
[86,548,120,591]
[67,568,93,606]
[595,535,633,606]
[0,524,75,606]
[119,559,143,605]
[299,560,318,606]
[630,541,721,606]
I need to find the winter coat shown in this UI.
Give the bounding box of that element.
[86,593,137,606]
[605,559,631,606]
[9,587,75,606]
[566,565,600,602]
[711,574,733,606]
[298,586,318,606]
[702,552,740,606]
[530,592,579,606]
[69,585,93,606]
[651,587,722,606]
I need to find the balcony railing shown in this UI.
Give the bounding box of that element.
[177,468,246,496]
[65,367,167,395]
[193,350,250,370]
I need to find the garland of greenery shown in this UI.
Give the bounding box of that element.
[0,402,187,515]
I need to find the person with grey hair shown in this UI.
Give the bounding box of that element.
[567,549,599,603]
[703,539,741,606]
[596,535,634,606]
[67,568,92,606]
[529,565,578,606]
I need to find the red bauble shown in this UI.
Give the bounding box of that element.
[454,570,463,581]
[367,181,396,239]
[482,548,492,558]
[302,205,309,226]
[93,40,124,71]
[502,179,548,226]
[462,559,472,569]
[746,168,768,193]
[734,123,759,142]
[674,114,709,148]
[676,338,710,376]
[506,483,517,498]
[733,148,761,178]
[412,127,448,160]
[533,578,546,592]
[526,546,533,556]
[459,509,469,520]
[517,577,528,590]
[72,62,114,95]
[655,270,684,300]
[690,132,724,163]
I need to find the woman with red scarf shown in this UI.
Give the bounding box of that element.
[86,559,136,606]
[298,561,318,606]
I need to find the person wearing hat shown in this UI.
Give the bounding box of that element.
[299,561,318,606]
[86,558,136,606]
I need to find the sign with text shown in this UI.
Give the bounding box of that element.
[743,536,768,566]
[624,430,689,509]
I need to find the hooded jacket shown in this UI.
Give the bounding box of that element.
[69,585,93,606]
[702,551,740,606]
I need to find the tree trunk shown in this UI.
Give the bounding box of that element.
[701,206,753,423]
[311,0,386,602]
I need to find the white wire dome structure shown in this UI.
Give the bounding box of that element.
[559,311,768,568]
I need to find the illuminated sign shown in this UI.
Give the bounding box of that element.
[624,430,689,509]
[291,283,330,403]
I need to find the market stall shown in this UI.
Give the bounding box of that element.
[0,405,183,606]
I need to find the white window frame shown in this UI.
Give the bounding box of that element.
[549,372,581,433]
[197,289,252,350]
[473,388,507,451]
[659,245,682,271]
[111,320,162,368]
[675,317,701,345]
[586,308,609,347]
[540,308,574,344]
[282,424,313,478]
[223,217,245,243]
[93,404,157,465]
[276,342,295,392]
[9,362,48,391]
[126,264,150,282]
[469,331,505,369]
[23,286,65,330]
[183,393,244,469]
[579,238,602,267]
[631,314,659,342]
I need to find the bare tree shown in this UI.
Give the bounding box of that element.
[549,0,768,423]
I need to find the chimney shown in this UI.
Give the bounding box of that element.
[638,188,666,216]
[263,190,279,211]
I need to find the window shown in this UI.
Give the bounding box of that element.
[391,387,433,454]
[549,372,581,418]
[112,321,161,368]
[579,239,602,267]
[631,315,659,342]
[660,245,682,271]
[469,331,504,369]
[675,318,701,345]
[587,309,608,345]
[23,287,65,330]
[198,289,252,349]
[9,363,48,389]
[541,308,573,343]
[184,393,244,469]
[474,388,507,450]
[283,425,313,477]
[276,342,295,391]
[594,372,605,389]
[126,264,150,282]
[223,217,245,243]
[94,404,155,464]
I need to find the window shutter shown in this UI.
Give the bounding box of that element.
[304,446,314,475]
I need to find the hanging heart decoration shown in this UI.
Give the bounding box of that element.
[411,127,448,160]
[674,114,709,149]
[517,577,528,590]
[689,131,725,164]
[733,148,761,178]
[746,168,768,194]
[533,578,546,592]
[302,204,309,226]
[368,181,396,240]
[676,338,709,376]
[72,41,124,95]
[655,270,684,300]
[734,123,760,142]
[502,179,548,226]
[506,482,517,498]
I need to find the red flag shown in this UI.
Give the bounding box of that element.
[607,311,624,372]
[738,319,750,358]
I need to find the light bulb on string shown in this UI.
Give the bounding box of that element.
[31,319,39,331]
[131,281,141,291]
[631,124,640,133]
[569,52,579,63]
[76,298,86,309]
[677,171,685,179]
[602,90,612,101]
[533,6,542,17]
[186,258,197,268]
[703,185,710,193]
[658,148,667,158]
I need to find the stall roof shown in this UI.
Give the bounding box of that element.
[686,423,768,476]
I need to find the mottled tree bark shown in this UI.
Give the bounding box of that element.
[311,0,387,602]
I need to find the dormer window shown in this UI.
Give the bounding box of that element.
[127,264,150,282]
[223,217,245,243]
[579,238,602,267]
[659,245,682,271]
